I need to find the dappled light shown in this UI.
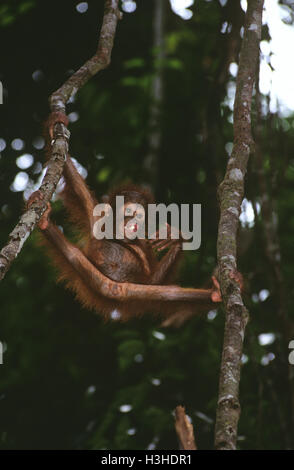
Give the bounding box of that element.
[239,198,255,228]
[76,2,88,14]
[0,138,6,152]
[261,352,275,366]
[170,0,194,19]
[11,138,24,151]
[16,154,34,170]
[119,404,132,413]
[152,331,166,341]
[32,136,45,150]
[258,333,276,346]
[122,1,137,14]
[10,172,29,192]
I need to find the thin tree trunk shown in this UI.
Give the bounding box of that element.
[143,0,166,191]
[214,0,264,450]
[0,0,121,281]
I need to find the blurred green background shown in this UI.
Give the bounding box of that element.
[0,0,294,450]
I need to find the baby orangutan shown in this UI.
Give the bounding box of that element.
[27,112,241,322]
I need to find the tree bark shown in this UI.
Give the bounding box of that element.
[0,0,121,281]
[214,0,264,450]
[174,405,197,450]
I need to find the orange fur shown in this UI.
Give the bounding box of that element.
[34,113,221,321]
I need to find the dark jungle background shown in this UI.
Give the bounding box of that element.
[0,0,294,450]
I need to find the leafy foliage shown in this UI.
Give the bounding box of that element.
[0,0,293,450]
